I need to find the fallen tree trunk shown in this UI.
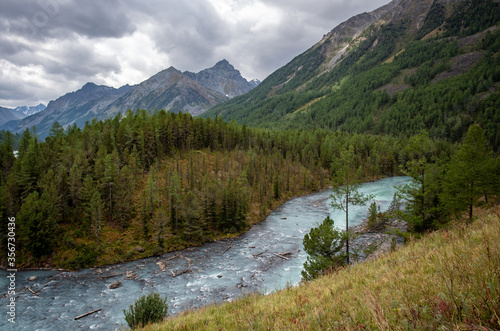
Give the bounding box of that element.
[74,308,102,320]
[100,273,125,279]
[252,250,268,258]
[26,287,38,296]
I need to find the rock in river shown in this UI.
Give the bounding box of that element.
[109,281,122,289]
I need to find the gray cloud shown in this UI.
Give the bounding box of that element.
[1,0,136,43]
[0,0,392,108]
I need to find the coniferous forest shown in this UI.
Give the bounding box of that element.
[0,108,498,269]
[0,0,498,277]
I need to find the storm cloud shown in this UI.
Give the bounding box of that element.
[0,0,390,108]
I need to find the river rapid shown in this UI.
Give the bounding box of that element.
[0,176,410,330]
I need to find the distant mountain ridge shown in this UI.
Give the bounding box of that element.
[1,60,258,138]
[0,104,46,126]
[0,107,23,125]
[14,104,46,117]
[184,59,259,98]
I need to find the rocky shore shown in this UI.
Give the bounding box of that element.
[349,217,408,262]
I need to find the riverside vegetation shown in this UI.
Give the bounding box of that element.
[2,110,496,270]
[137,205,500,330]
[126,121,498,329]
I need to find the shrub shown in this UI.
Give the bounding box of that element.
[123,292,168,329]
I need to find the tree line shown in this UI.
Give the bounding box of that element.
[0,110,430,269]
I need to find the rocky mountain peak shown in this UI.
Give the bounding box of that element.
[213,59,234,70]
[185,60,256,98]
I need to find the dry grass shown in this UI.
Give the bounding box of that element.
[138,206,500,330]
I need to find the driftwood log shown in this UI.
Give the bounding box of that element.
[170,269,192,278]
[100,272,125,279]
[252,250,268,258]
[273,252,292,260]
[26,287,38,296]
[74,308,102,320]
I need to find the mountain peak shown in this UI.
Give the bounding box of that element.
[82,82,98,89]
[214,59,234,70]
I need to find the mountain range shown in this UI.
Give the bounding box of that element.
[203,0,500,146]
[1,60,259,139]
[0,104,46,124]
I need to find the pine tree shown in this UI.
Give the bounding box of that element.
[18,191,57,258]
[153,208,168,249]
[301,216,347,281]
[115,165,135,231]
[87,190,105,245]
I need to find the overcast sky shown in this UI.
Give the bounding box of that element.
[0,0,390,108]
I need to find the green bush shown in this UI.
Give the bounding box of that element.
[123,292,168,329]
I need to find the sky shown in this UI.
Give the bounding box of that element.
[0,0,390,108]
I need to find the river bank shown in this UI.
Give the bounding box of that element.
[349,216,408,262]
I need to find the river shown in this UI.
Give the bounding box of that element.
[0,176,410,330]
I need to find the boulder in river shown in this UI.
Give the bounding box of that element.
[28,276,38,281]
[125,271,138,280]
[109,281,122,289]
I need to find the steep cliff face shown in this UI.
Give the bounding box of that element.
[315,0,406,71]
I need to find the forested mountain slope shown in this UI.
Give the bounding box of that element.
[203,0,500,150]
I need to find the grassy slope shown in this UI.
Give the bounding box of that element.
[139,206,500,330]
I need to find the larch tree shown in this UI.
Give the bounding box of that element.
[330,145,373,264]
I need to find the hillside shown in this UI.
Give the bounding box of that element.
[139,206,500,330]
[203,0,500,149]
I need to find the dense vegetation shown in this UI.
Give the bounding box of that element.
[1,110,438,269]
[204,0,500,150]
[0,1,498,329]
